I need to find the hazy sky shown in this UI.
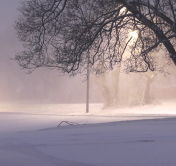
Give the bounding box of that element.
[0,0,99,103]
[0,0,20,34]
[0,0,175,103]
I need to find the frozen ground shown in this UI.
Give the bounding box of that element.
[0,100,176,166]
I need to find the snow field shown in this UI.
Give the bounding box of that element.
[0,102,176,166]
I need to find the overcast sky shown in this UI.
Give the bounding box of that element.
[0,0,93,103]
[0,0,20,34]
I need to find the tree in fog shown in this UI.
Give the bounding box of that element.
[98,55,168,108]
[15,0,176,75]
[96,65,156,108]
[96,65,121,108]
[15,0,176,107]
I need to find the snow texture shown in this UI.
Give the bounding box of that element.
[0,101,176,166]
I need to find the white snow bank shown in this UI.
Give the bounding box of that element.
[0,101,176,166]
[1,99,176,116]
[1,100,176,133]
[1,118,176,166]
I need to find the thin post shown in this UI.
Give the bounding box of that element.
[86,51,90,113]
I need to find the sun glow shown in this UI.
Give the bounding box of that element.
[127,30,138,46]
[120,7,126,14]
[129,30,138,39]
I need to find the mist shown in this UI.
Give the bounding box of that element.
[1,1,176,166]
[1,0,176,108]
[0,0,102,104]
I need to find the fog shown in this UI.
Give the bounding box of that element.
[1,0,176,107]
[1,2,176,165]
[0,0,101,104]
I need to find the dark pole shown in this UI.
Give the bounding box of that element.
[86,51,90,113]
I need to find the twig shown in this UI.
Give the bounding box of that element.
[57,121,88,127]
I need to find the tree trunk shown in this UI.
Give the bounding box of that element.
[112,66,121,106]
[142,74,155,105]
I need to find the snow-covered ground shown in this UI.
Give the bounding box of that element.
[0,100,176,166]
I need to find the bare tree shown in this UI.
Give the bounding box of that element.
[15,0,176,75]
[96,65,121,108]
